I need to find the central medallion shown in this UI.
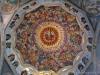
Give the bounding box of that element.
[40,27,58,46]
[35,22,64,51]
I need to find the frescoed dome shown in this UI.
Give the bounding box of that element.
[4,1,94,75]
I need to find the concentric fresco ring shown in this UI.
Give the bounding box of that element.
[4,1,94,75]
[35,21,64,51]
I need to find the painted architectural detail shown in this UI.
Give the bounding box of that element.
[3,1,94,75]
